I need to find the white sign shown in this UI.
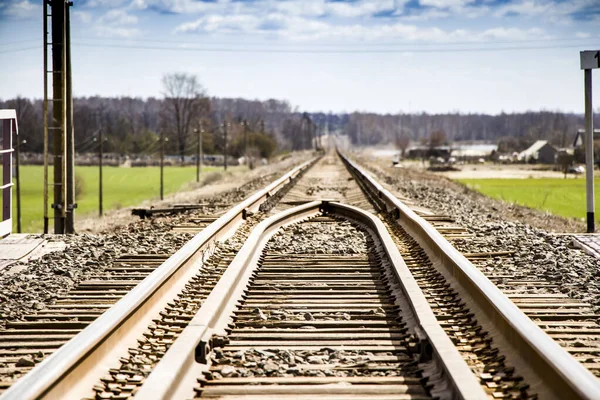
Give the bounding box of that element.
[581,50,600,70]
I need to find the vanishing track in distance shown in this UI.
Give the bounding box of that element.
[2,149,600,400]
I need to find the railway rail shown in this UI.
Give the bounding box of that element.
[1,149,600,399]
[134,201,481,399]
[0,155,318,398]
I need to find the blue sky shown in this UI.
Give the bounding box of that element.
[0,0,599,114]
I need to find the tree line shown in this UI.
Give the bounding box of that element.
[2,73,338,162]
[2,73,598,159]
[345,111,600,153]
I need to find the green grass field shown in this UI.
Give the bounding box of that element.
[12,165,240,233]
[458,177,600,222]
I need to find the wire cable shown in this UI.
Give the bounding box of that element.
[75,35,597,48]
[1,40,595,55]
[0,39,38,47]
[72,42,599,54]
[0,46,40,54]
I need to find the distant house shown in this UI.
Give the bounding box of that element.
[407,146,451,160]
[451,144,497,161]
[573,129,600,147]
[518,140,557,164]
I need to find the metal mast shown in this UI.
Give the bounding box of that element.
[43,0,74,234]
[65,2,75,233]
[43,1,50,233]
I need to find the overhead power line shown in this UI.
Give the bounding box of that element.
[2,39,597,55]
[0,46,40,54]
[0,39,38,47]
[71,42,599,54]
[75,35,596,48]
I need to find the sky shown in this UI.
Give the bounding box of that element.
[0,0,599,115]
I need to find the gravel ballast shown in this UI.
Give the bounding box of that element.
[358,157,600,311]
[0,224,192,325]
[268,220,368,255]
[0,155,312,327]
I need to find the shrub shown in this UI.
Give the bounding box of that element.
[75,173,85,198]
[202,172,222,186]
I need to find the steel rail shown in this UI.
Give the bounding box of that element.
[0,156,319,400]
[135,200,485,400]
[339,151,600,400]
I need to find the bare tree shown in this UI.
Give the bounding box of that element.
[161,73,207,162]
[5,96,40,149]
[395,135,410,157]
[429,130,447,149]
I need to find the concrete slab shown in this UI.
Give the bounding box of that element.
[572,234,600,259]
[0,234,45,258]
[0,234,67,273]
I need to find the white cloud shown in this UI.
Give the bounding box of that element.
[175,12,548,44]
[327,0,397,18]
[410,0,489,20]
[80,0,600,31]
[273,0,327,18]
[131,0,222,14]
[481,27,548,40]
[133,0,402,19]
[410,0,598,23]
[272,0,402,19]
[176,14,260,34]
[420,0,474,8]
[2,0,39,19]
[93,9,140,38]
[85,0,130,8]
[494,0,553,17]
[93,26,142,38]
[99,9,138,25]
[492,0,598,20]
[399,8,452,20]
[575,32,591,39]
[74,11,93,24]
[76,0,594,43]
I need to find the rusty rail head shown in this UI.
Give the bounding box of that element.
[338,151,600,400]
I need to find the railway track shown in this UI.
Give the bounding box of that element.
[0,156,318,397]
[449,242,600,378]
[131,201,480,399]
[0,253,170,391]
[356,158,600,379]
[2,149,600,399]
[193,213,476,399]
[467,252,600,378]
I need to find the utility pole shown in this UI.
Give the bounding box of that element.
[301,113,313,151]
[194,122,203,182]
[65,1,75,233]
[319,119,323,149]
[98,129,103,216]
[51,0,66,233]
[585,69,593,232]
[160,132,168,200]
[222,122,230,171]
[581,50,599,232]
[243,119,248,165]
[43,0,74,234]
[43,2,49,233]
[15,139,25,233]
